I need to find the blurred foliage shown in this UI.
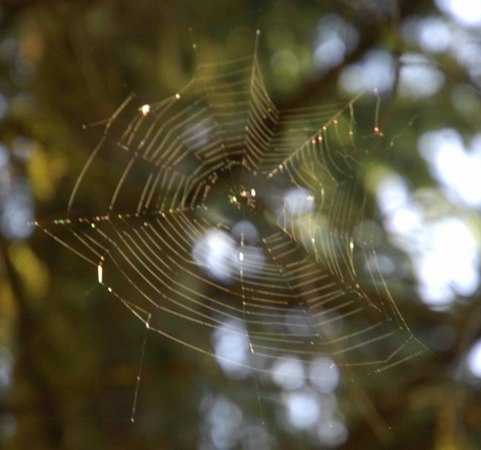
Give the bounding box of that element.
[0,0,481,449]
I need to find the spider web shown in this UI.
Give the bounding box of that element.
[37,38,427,395]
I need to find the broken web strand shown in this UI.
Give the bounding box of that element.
[105,290,152,423]
[71,94,135,212]
[38,39,429,441]
[98,247,152,423]
[130,310,150,423]
[34,97,141,270]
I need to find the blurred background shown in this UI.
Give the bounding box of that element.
[1,0,481,449]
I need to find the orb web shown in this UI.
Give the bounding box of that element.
[37,44,427,392]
